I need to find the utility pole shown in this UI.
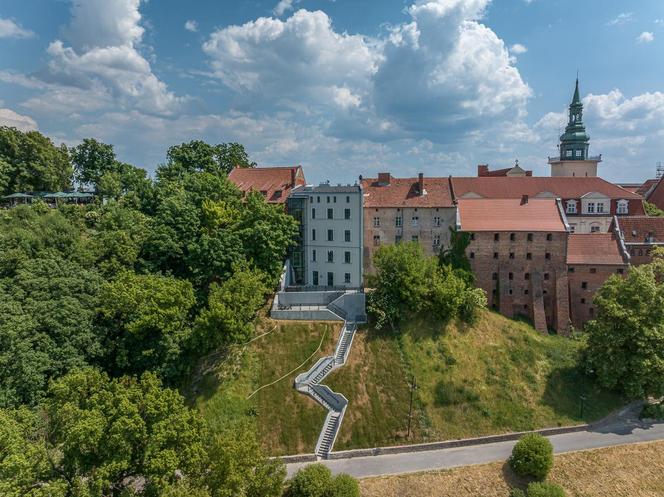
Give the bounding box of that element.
[407,375,418,439]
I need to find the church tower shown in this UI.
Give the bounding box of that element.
[548,79,602,177]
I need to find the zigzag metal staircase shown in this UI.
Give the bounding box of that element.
[294,303,356,459]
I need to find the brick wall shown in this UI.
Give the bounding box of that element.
[465,230,569,334]
[567,263,627,329]
[363,206,457,274]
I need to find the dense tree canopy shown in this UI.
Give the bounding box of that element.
[367,242,486,329]
[584,251,664,399]
[0,126,72,195]
[157,140,256,181]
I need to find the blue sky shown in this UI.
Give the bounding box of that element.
[1,0,663,184]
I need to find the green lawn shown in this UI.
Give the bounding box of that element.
[329,310,626,448]
[185,319,341,456]
[185,310,626,455]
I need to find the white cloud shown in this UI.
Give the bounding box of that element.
[509,43,527,54]
[637,31,654,43]
[606,12,633,27]
[184,20,198,32]
[203,10,379,102]
[0,108,38,131]
[29,0,185,116]
[0,17,34,39]
[273,0,299,16]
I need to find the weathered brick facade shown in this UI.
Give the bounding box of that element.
[466,230,570,334]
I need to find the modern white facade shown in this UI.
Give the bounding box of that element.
[287,184,363,289]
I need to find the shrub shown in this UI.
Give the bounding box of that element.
[641,401,664,420]
[330,473,360,497]
[526,481,566,497]
[289,464,333,497]
[509,433,553,480]
[509,489,527,497]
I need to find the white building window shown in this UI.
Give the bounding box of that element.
[433,234,441,247]
[411,216,419,227]
[591,225,600,233]
[395,216,402,227]
[566,150,572,157]
[373,216,380,227]
[575,150,582,157]
[433,216,441,227]
[596,203,605,214]
[566,200,577,214]
[617,200,628,215]
[587,202,595,214]
[569,225,576,233]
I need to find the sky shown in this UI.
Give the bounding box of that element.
[0,0,663,184]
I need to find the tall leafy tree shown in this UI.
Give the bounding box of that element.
[585,252,664,399]
[97,271,196,380]
[0,126,72,194]
[0,257,102,407]
[157,140,256,181]
[0,369,207,497]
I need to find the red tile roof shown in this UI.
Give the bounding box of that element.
[228,166,305,203]
[645,177,664,211]
[451,177,642,200]
[637,178,659,197]
[457,198,566,232]
[567,233,627,265]
[361,176,454,208]
[615,216,664,244]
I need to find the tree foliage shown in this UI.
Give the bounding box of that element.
[0,126,72,195]
[584,253,664,399]
[526,482,566,497]
[0,369,207,497]
[368,242,486,329]
[644,201,664,217]
[157,140,256,181]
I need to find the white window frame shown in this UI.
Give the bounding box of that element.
[587,202,595,214]
[566,200,577,214]
[617,200,628,215]
[395,216,402,227]
[373,216,380,227]
[596,202,605,214]
[433,216,441,227]
[433,234,441,247]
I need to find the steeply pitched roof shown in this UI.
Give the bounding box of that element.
[361,176,454,208]
[615,216,664,244]
[567,233,626,265]
[644,176,664,211]
[457,198,566,232]
[636,178,659,197]
[228,166,305,203]
[450,177,642,201]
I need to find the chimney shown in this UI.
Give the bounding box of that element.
[418,173,424,195]
[521,194,529,205]
[478,164,489,177]
[377,172,391,186]
[290,167,296,186]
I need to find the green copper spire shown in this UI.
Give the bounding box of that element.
[572,78,581,105]
[559,78,590,161]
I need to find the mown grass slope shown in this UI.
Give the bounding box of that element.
[186,319,340,456]
[329,310,625,448]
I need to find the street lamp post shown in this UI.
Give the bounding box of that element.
[407,376,418,439]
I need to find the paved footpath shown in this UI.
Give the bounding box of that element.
[286,418,664,478]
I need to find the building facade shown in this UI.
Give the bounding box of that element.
[287,184,363,289]
[548,79,602,178]
[613,216,664,265]
[451,176,644,234]
[361,173,456,275]
[457,197,571,334]
[566,232,629,329]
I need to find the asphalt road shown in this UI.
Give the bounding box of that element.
[286,419,664,478]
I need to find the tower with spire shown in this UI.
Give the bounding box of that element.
[548,79,602,177]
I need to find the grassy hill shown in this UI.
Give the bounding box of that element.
[328,310,625,448]
[186,310,625,456]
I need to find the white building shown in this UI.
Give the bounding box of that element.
[287,183,363,289]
